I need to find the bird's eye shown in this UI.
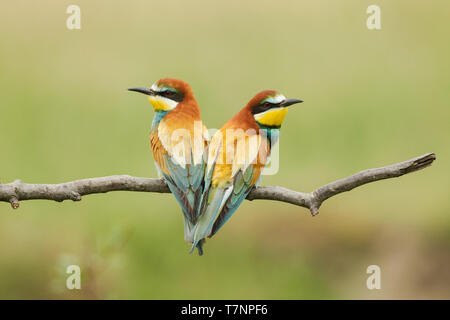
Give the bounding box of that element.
[264,102,270,108]
[164,91,174,96]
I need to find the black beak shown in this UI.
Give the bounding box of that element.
[280,98,303,107]
[128,87,154,96]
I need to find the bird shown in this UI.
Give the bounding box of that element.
[190,90,303,254]
[128,78,209,254]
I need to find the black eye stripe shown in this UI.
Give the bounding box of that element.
[251,102,279,115]
[156,90,184,102]
[161,90,174,97]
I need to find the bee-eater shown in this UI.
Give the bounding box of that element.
[128,78,208,250]
[191,90,303,254]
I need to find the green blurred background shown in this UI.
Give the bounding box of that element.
[0,1,449,299]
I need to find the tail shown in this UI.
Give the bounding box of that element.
[165,176,201,243]
[189,238,205,256]
[188,186,234,255]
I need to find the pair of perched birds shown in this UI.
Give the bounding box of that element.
[129,78,303,255]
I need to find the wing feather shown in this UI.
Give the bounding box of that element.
[192,130,269,246]
[150,120,208,234]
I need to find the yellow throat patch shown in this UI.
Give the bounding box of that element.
[148,95,177,111]
[254,107,288,127]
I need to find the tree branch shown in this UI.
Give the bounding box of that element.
[0,153,436,215]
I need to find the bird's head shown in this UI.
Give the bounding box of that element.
[128,78,192,112]
[247,90,303,128]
